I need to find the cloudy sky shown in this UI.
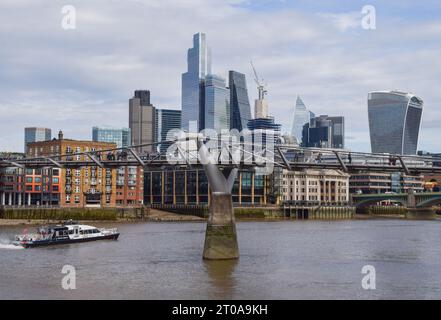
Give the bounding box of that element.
[1,0,440,152]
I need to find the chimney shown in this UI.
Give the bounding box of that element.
[58,130,64,140]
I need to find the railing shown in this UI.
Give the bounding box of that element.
[282,201,351,207]
[1,204,62,209]
[2,141,441,185]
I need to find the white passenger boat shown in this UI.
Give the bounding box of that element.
[13,220,120,248]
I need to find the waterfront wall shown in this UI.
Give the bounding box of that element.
[235,207,283,219]
[150,204,355,220]
[368,206,407,216]
[283,206,355,220]
[0,207,148,221]
[150,204,208,218]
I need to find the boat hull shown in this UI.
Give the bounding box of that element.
[20,233,120,249]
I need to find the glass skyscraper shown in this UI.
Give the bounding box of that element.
[24,127,51,153]
[302,115,345,149]
[204,74,230,132]
[92,127,131,149]
[229,71,252,132]
[368,91,423,155]
[291,96,315,143]
[155,109,182,153]
[181,33,211,131]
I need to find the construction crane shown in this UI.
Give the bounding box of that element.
[250,60,267,100]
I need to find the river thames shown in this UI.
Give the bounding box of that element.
[1,219,441,299]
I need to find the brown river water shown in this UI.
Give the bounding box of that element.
[1,219,441,299]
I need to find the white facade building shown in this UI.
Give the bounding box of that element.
[281,169,349,204]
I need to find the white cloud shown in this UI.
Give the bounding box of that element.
[0,0,440,153]
[317,11,362,32]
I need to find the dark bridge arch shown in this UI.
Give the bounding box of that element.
[354,196,407,208]
[353,192,441,209]
[416,197,441,208]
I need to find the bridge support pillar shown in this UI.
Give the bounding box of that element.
[198,140,239,260]
[203,192,239,260]
[406,188,416,208]
[405,208,437,220]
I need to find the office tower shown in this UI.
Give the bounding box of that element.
[155,109,182,153]
[247,117,282,146]
[368,91,423,155]
[129,90,156,153]
[181,32,212,131]
[134,90,151,106]
[92,127,131,149]
[247,117,281,133]
[229,71,252,132]
[204,74,230,132]
[302,115,345,149]
[291,96,315,143]
[24,127,51,153]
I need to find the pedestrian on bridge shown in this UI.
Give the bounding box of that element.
[316,153,322,164]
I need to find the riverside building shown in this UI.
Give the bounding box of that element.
[0,131,144,207]
[144,168,270,206]
[280,169,350,205]
[349,172,424,194]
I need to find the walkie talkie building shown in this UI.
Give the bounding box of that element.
[368,91,423,155]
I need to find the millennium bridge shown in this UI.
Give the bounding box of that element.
[2,137,441,260]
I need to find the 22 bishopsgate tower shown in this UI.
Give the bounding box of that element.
[181,33,211,132]
[181,33,252,133]
[368,91,423,155]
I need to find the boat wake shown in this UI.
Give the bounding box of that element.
[0,238,23,250]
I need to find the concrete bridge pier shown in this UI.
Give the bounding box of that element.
[406,189,437,220]
[203,191,239,260]
[405,208,437,220]
[198,140,239,260]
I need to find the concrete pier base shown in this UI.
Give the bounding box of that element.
[405,208,437,220]
[203,192,239,260]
